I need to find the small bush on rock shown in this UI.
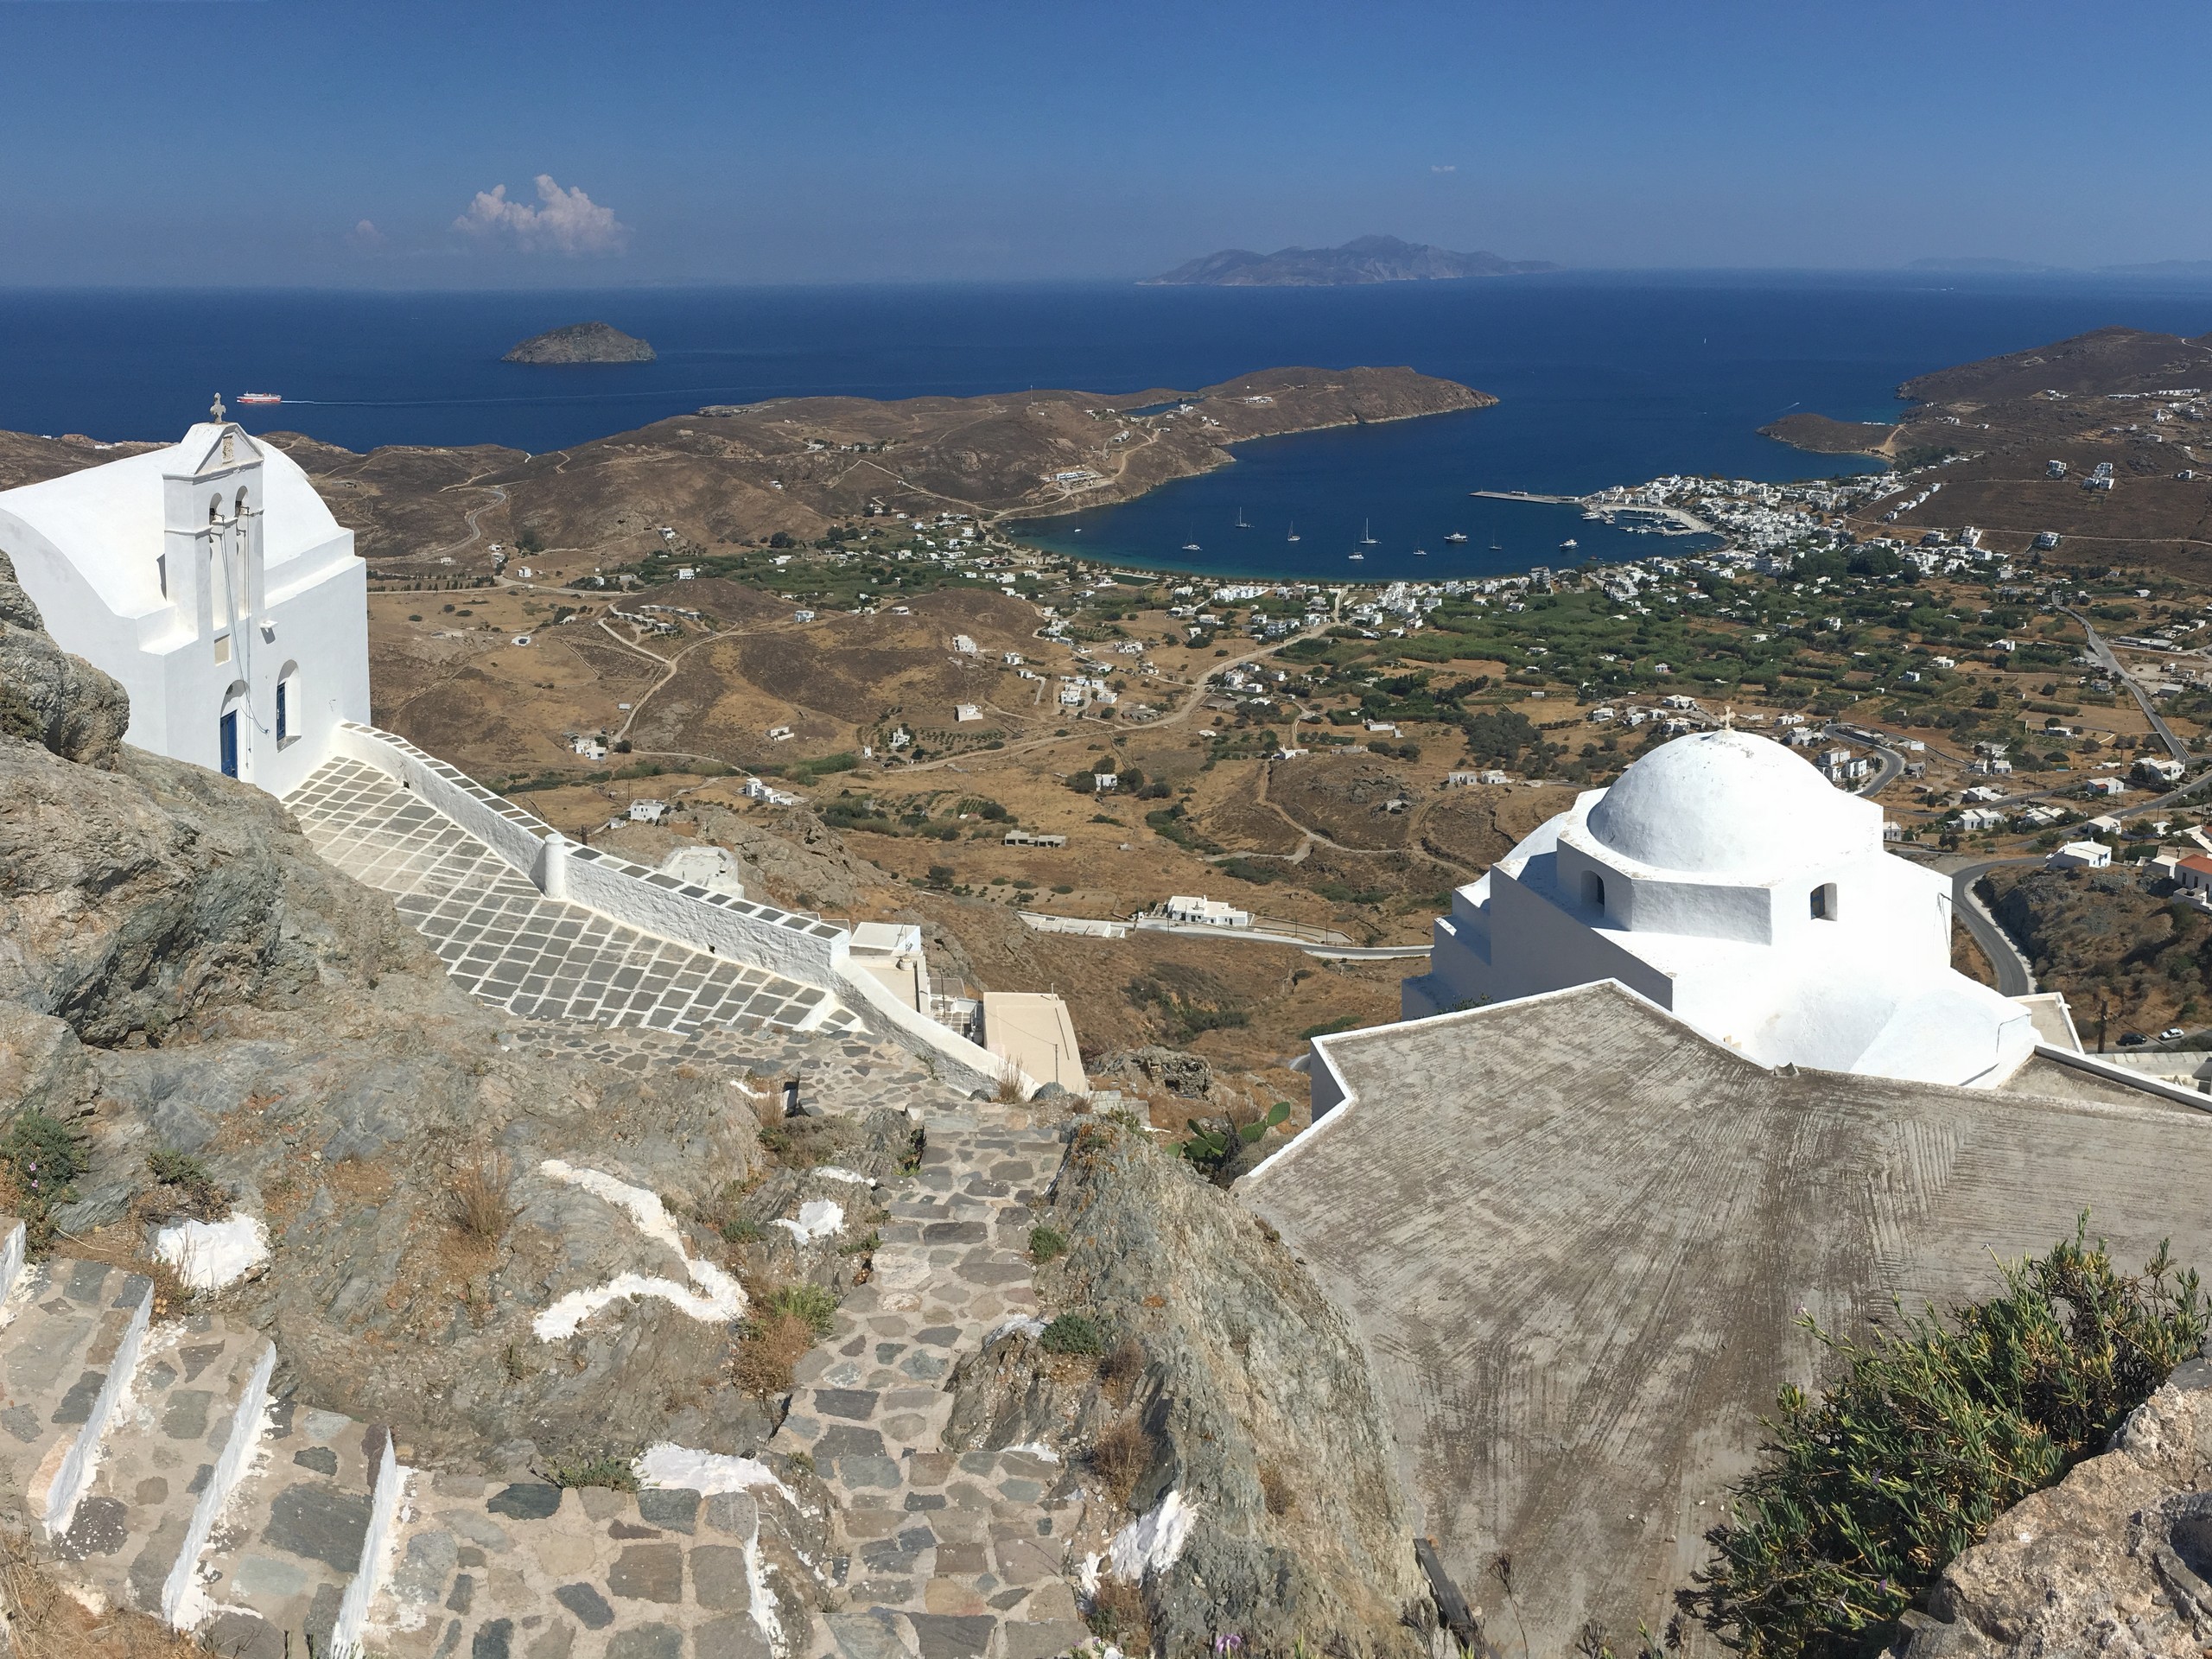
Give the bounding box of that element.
[1028,1225,1067,1264]
[1041,1313,1108,1357]
[144,1149,228,1223]
[0,1109,88,1252]
[550,1455,637,1492]
[1683,1219,2207,1659]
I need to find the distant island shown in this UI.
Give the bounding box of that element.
[1142,234,1557,287]
[1906,256,2212,277]
[503,321,656,365]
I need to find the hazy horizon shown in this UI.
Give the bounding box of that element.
[3,0,2209,289]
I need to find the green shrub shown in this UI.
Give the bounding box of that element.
[1682,1220,2206,1658]
[1029,1225,1068,1265]
[1041,1313,1108,1357]
[1,1109,89,1251]
[146,1147,229,1220]
[762,1281,838,1338]
[549,1455,638,1491]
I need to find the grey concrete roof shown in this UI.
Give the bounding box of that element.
[1240,982,2212,1651]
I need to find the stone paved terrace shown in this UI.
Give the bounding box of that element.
[288,757,858,1039]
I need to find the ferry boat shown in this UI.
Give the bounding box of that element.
[1444,531,1469,543]
[237,392,282,405]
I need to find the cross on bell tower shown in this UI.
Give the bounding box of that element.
[210,393,226,423]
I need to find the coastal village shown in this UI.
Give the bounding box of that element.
[6,327,2212,1659]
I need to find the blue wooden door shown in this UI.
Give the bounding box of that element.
[219,709,238,777]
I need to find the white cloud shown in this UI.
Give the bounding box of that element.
[1431,163,1457,173]
[452,175,628,256]
[347,219,385,249]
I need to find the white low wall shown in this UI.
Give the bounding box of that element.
[836,960,1030,1098]
[559,842,849,989]
[332,722,553,875]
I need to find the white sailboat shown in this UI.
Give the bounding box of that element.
[1360,519,1379,545]
[1287,522,1300,543]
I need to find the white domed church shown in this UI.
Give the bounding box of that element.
[0,407,368,798]
[1402,728,2039,1088]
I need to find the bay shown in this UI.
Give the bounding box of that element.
[3,271,2209,582]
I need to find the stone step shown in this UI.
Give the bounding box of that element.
[371,1474,785,1659]
[0,1257,153,1540]
[51,1313,272,1621]
[186,1383,385,1657]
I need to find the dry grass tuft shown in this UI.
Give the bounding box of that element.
[994,1060,1027,1105]
[448,1153,514,1243]
[1084,1573,1151,1649]
[1089,1412,1154,1507]
[1100,1334,1148,1397]
[58,1222,194,1320]
[733,1308,817,1398]
[0,1523,205,1659]
[1260,1460,1297,1516]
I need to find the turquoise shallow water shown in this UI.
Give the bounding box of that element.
[3,271,2209,581]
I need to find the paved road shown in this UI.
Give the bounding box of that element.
[1945,855,2043,996]
[2065,605,2190,762]
[1824,721,1905,798]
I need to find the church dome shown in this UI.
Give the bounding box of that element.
[1586,728,1868,874]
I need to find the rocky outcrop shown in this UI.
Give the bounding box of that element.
[0,569,952,1471]
[0,549,127,766]
[944,1119,1433,1657]
[1897,1357,2212,1657]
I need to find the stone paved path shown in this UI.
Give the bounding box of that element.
[288,758,856,1038]
[772,1110,1098,1659]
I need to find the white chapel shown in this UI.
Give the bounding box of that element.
[1402,728,2039,1088]
[0,404,368,797]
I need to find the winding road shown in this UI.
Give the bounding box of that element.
[1944,855,2043,996]
[2064,605,2190,763]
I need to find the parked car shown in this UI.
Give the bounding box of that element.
[2120,1032,2150,1046]
[2161,1027,2188,1042]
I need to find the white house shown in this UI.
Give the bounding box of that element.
[1402,729,2037,1089]
[1164,894,1251,928]
[0,409,368,796]
[2048,841,2112,870]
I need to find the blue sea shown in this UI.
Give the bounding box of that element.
[5,271,2210,583]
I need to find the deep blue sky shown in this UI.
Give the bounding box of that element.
[3,0,2208,287]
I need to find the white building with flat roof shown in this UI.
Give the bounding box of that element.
[0,409,368,797]
[1402,729,2037,1088]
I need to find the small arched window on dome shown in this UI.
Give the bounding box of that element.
[1582,870,1606,914]
[1811,882,1838,921]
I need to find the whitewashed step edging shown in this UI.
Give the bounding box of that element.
[161,1340,276,1627]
